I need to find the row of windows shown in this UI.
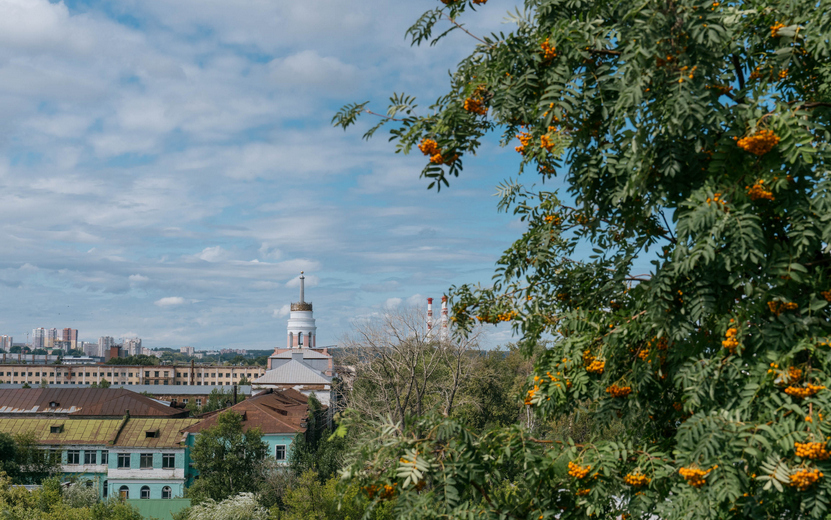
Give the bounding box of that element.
[4,371,261,378]
[106,483,173,500]
[64,450,175,469]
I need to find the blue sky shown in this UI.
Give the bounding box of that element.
[0,0,557,349]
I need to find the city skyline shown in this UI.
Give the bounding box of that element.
[0,0,570,350]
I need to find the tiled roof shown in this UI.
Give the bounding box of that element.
[0,388,188,417]
[0,418,121,445]
[253,360,331,386]
[0,384,253,396]
[114,418,200,448]
[181,390,309,435]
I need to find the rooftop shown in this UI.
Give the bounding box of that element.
[181,389,310,435]
[0,388,189,418]
[253,360,331,386]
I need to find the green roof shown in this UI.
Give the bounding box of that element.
[115,418,200,448]
[0,418,121,445]
[126,498,191,520]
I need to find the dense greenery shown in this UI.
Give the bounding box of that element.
[187,411,269,502]
[105,355,159,366]
[0,432,61,485]
[335,0,831,517]
[0,475,142,520]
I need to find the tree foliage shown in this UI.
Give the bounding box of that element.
[188,411,269,503]
[335,0,831,517]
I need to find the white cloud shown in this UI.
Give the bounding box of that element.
[273,304,291,318]
[384,297,402,309]
[129,274,149,283]
[155,297,186,307]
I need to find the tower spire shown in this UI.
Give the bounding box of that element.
[299,271,305,303]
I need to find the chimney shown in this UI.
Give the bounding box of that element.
[427,298,434,337]
[233,385,238,405]
[441,296,449,342]
[299,271,305,303]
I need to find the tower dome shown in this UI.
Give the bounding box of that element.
[286,272,317,348]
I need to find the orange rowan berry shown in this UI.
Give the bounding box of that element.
[737,129,780,156]
[790,468,823,490]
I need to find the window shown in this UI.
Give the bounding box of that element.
[67,450,80,465]
[275,445,286,461]
[140,453,153,469]
[35,372,39,376]
[196,399,202,406]
[154,380,159,385]
[145,430,159,438]
[162,486,172,499]
[155,371,159,377]
[182,399,188,404]
[162,453,175,468]
[128,373,133,377]
[103,481,108,498]
[107,372,112,377]
[140,486,150,499]
[145,371,150,378]
[50,425,63,433]
[119,486,129,499]
[101,450,108,464]
[164,371,168,377]
[117,453,130,468]
[84,451,95,465]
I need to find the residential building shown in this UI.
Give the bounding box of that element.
[124,338,142,356]
[98,336,115,356]
[180,346,195,357]
[0,336,12,351]
[181,388,312,469]
[45,328,58,349]
[33,328,45,349]
[62,329,79,350]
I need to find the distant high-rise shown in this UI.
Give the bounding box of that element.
[32,328,45,349]
[45,328,58,349]
[62,328,79,350]
[98,336,115,357]
[180,346,195,356]
[0,336,12,351]
[124,338,142,356]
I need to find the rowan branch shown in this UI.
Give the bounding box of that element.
[443,15,487,45]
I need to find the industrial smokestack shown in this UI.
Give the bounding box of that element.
[427,298,434,337]
[299,271,305,303]
[440,296,449,342]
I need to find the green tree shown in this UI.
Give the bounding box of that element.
[275,471,394,520]
[90,379,111,388]
[105,355,158,366]
[187,411,269,502]
[12,432,61,484]
[335,0,831,518]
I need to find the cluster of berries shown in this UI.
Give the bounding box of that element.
[821,290,831,302]
[736,130,780,156]
[540,38,557,60]
[706,84,733,95]
[679,466,715,488]
[787,366,803,383]
[637,348,650,361]
[747,179,775,201]
[790,468,823,491]
[722,328,739,353]
[544,215,562,225]
[575,488,591,496]
[768,301,798,316]
[705,192,726,208]
[785,383,826,399]
[524,385,539,406]
[606,384,632,398]
[463,97,487,115]
[623,473,650,487]
[515,132,532,155]
[363,483,398,500]
[586,359,605,374]
[795,442,831,460]
[568,461,591,479]
[771,22,786,38]
[648,336,669,351]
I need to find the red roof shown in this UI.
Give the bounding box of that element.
[182,389,312,435]
[0,388,188,418]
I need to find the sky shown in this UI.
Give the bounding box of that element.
[0,0,548,349]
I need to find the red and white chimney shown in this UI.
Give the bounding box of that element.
[440,295,448,342]
[427,298,434,337]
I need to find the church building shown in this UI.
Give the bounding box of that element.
[253,273,334,405]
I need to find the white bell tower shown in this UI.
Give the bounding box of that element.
[286,272,317,348]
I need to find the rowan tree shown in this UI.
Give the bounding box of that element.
[334,0,831,517]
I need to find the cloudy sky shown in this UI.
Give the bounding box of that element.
[0,0,549,349]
